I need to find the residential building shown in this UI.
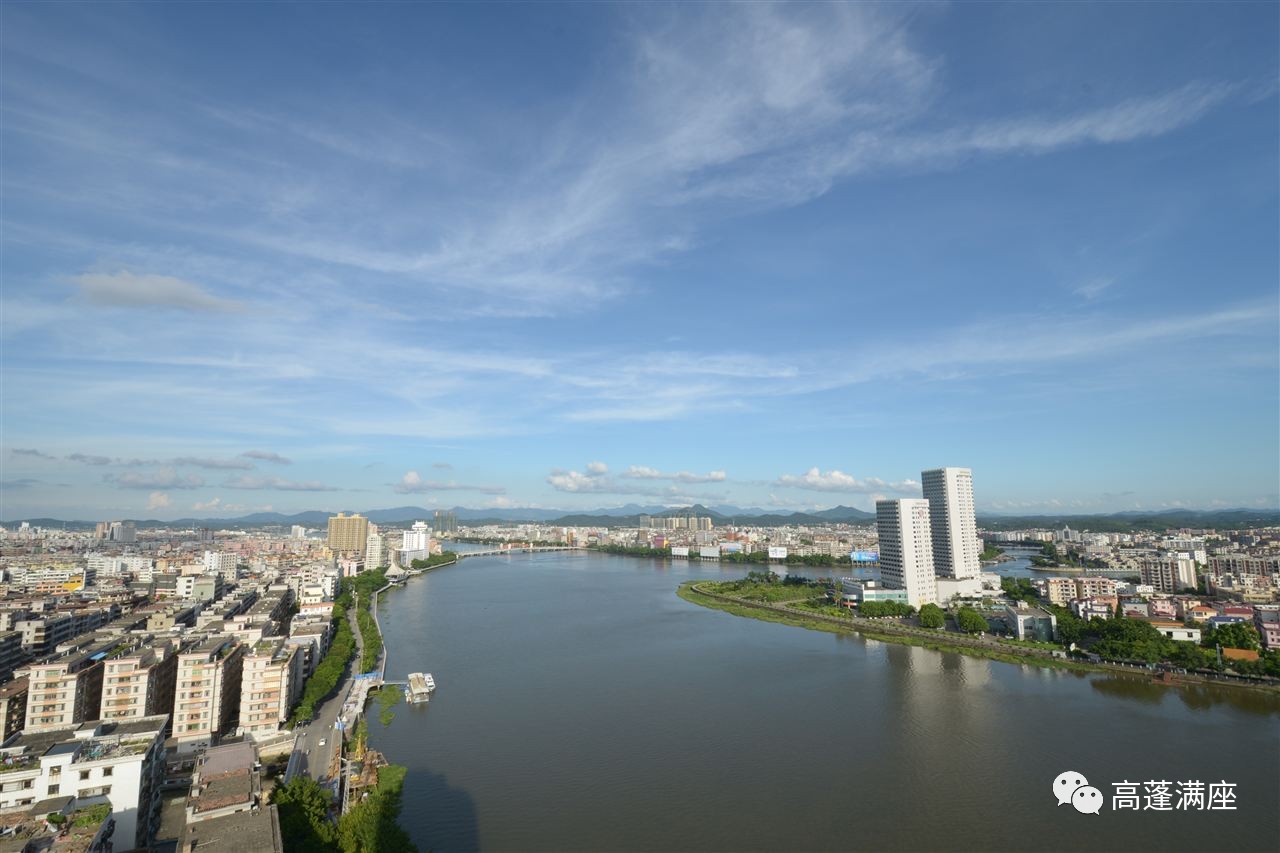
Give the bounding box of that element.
[1074,576,1118,599]
[1004,604,1057,641]
[0,715,168,850]
[15,644,109,733]
[0,677,29,742]
[238,639,304,741]
[875,499,937,608]
[326,513,368,553]
[1041,577,1076,607]
[100,639,182,724]
[1150,622,1201,643]
[1140,557,1198,594]
[921,467,980,580]
[0,631,26,682]
[172,637,245,747]
[1070,598,1115,621]
[203,551,240,582]
[365,531,385,569]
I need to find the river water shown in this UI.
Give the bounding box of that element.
[370,551,1279,852]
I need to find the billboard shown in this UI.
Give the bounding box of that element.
[671,546,689,558]
[768,546,788,560]
[851,550,879,562]
[720,542,743,553]
[699,546,721,559]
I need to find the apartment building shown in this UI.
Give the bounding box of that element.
[1074,576,1118,599]
[921,467,980,580]
[0,715,168,850]
[16,613,78,657]
[326,513,369,553]
[172,637,245,748]
[0,677,29,742]
[0,631,26,682]
[100,638,183,724]
[1140,557,1198,594]
[237,640,304,741]
[14,643,109,733]
[876,499,937,608]
[1041,577,1076,607]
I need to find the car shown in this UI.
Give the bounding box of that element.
[318,739,326,747]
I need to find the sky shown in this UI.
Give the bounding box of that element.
[1,2,1277,521]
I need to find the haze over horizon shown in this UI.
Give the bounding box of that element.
[2,3,1277,520]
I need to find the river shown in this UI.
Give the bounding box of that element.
[370,551,1279,852]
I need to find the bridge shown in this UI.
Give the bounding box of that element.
[455,545,584,558]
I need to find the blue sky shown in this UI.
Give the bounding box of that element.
[2,2,1277,520]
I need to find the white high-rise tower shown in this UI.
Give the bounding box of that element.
[921,467,980,580]
[876,498,937,607]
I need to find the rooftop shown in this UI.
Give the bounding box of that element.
[182,804,283,853]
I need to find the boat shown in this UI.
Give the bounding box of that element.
[406,671,436,704]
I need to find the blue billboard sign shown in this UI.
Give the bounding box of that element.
[850,550,879,562]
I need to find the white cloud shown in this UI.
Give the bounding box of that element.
[774,468,919,494]
[393,470,505,495]
[146,491,170,510]
[73,270,243,313]
[586,461,609,475]
[192,497,222,511]
[10,448,55,460]
[621,466,727,483]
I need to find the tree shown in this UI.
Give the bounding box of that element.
[1203,622,1261,651]
[337,765,415,853]
[918,603,945,629]
[273,776,336,852]
[956,607,989,634]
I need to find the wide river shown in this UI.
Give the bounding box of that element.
[370,551,1279,852]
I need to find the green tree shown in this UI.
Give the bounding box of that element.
[918,603,945,629]
[956,607,989,634]
[337,765,415,853]
[1203,622,1261,651]
[273,776,336,852]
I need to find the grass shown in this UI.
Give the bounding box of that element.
[699,580,823,604]
[377,685,402,727]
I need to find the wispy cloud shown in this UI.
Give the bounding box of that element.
[222,476,339,492]
[72,270,244,313]
[171,456,254,470]
[241,450,291,465]
[10,448,55,460]
[146,491,171,510]
[107,468,205,490]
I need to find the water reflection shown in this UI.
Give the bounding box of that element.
[1088,675,1280,716]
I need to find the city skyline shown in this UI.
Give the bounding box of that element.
[3,3,1277,519]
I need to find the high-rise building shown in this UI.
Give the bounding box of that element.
[326,513,368,552]
[432,510,457,534]
[100,638,182,723]
[290,525,307,540]
[875,498,937,608]
[365,531,385,568]
[921,467,980,580]
[202,551,239,582]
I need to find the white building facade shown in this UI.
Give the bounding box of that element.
[875,498,937,608]
[921,467,980,580]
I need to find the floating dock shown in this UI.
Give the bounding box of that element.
[406,672,436,704]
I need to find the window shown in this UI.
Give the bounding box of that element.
[102,767,112,777]
[49,766,60,777]
[47,784,59,795]
[79,770,90,780]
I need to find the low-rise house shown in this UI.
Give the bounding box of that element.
[1149,621,1201,643]
[1004,604,1057,642]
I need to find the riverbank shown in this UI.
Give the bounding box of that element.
[677,581,1280,693]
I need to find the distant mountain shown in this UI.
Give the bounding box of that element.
[976,508,1280,533]
[6,506,1274,532]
